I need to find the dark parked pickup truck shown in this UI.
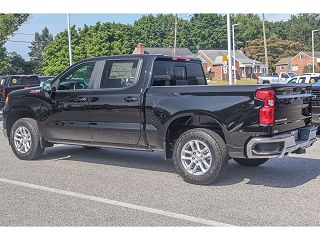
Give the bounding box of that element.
[2,55,317,184]
[0,75,40,109]
[312,83,320,126]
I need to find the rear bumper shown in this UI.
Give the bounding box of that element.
[246,125,317,159]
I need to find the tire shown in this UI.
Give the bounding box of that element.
[9,118,45,160]
[233,158,269,167]
[172,128,228,185]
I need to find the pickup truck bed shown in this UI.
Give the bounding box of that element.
[2,54,317,185]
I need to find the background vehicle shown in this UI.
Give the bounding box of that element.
[0,75,40,109]
[2,55,317,185]
[38,76,55,82]
[287,73,320,84]
[258,72,297,84]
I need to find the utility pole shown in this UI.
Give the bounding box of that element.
[67,13,73,66]
[227,13,232,85]
[173,14,177,56]
[312,30,319,73]
[232,23,240,84]
[262,14,269,75]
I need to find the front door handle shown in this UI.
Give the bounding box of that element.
[73,97,88,102]
[124,96,138,102]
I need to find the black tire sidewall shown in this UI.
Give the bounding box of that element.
[9,118,43,160]
[173,129,227,185]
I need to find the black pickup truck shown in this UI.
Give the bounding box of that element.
[2,55,317,185]
[312,83,320,126]
[0,75,40,109]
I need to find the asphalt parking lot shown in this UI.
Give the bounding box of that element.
[0,112,320,226]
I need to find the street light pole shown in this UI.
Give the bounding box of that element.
[227,13,232,85]
[232,23,240,84]
[67,13,73,66]
[262,14,269,75]
[173,14,177,56]
[312,30,319,74]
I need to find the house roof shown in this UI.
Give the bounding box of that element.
[301,51,320,58]
[143,47,196,58]
[275,57,293,66]
[198,50,263,66]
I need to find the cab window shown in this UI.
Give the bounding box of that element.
[57,61,99,90]
[152,60,206,86]
[100,60,139,89]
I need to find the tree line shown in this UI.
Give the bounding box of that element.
[1,13,320,76]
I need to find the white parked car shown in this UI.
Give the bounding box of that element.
[287,74,320,84]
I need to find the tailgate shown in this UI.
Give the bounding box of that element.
[272,84,313,134]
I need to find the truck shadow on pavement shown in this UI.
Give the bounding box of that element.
[216,157,320,188]
[38,145,320,189]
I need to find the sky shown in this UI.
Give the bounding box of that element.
[5,13,292,60]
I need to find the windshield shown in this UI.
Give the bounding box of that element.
[287,72,297,78]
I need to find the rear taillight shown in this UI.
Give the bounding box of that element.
[1,88,6,100]
[256,90,275,125]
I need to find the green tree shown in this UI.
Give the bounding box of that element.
[133,14,182,48]
[7,52,33,75]
[43,26,80,75]
[0,46,11,75]
[244,35,307,71]
[28,27,53,74]
[0,14,29,44]
[43,22,134,75]
[0,14,29,75]
[75,22,134,59]
[287,14,320,50]
[232,14,263,46]
[188,14,227,51]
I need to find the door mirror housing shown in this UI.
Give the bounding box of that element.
[40,81,52,92]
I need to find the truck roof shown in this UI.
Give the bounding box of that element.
[76,54,202,64]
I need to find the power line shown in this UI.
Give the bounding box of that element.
[6,40,32,44]
[14,33,35,36]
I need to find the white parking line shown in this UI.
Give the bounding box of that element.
[0,177,234,226]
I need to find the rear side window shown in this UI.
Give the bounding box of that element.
[0,77,7,86]
[9,76,40,86]
[100,60,139,89]
[152,60,206,86]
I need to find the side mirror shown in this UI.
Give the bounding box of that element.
[41,81,52,92]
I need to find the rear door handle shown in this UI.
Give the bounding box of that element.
[73,97,88,102]
[124,96,138,102]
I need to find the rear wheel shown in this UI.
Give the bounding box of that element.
[10,118,45,160]
[172,128,228,185]
[233,158,269,167]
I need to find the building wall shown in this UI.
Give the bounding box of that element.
[290,52,313,75]
[275,52,320,75]
[276,65,289,75]
[197,51,263,81]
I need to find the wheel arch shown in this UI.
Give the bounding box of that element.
[5,109,37,139]
[164,112,227,160]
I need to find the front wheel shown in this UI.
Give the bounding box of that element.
[233,158,269,167]
[9,118,45,160]
[173,128,228,185]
